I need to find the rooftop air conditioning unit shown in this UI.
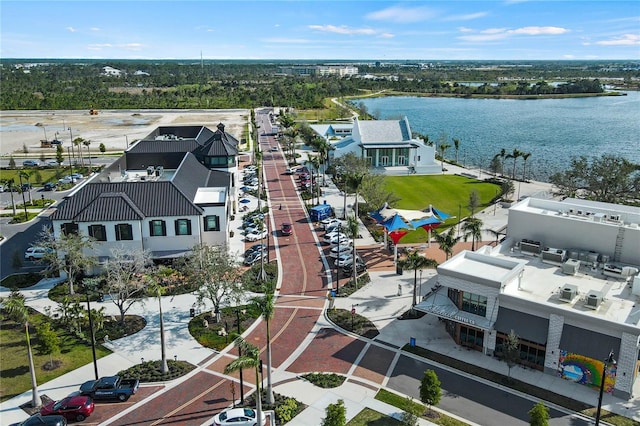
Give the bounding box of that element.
[576,210,583,216]
[585,291,603,309]
[568,209,575,214]
[609,214,620,222]
[559,284,578,302]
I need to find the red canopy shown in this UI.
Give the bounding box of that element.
[388,230,408,245]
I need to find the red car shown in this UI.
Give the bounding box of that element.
[40,395,94,422]
[281,222,293,236]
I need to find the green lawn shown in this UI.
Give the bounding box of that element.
[347,407,402,425]
[382,175,500,244]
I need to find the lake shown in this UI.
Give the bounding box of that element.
[353,92,640,182]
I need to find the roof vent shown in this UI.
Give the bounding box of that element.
[585,290,603,310]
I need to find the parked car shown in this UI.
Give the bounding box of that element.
[79,375,139,402]
[329,235,351,247]
[336,254,363,268]
[285,167,296,175]
[70,173,83,180]
[18,414,67,426]
[0,184,4,192]
[321,218,343,230]
[269,145,278,151]
[244,243,266,258]
[211,407,266,426]
[245,229,268,242]
[21,183,32,191]
[244,250,264,266]
[43,182,57,191]
[343,259,366,274]
[330,245,353,258]
[281,222,292,236]
[39,395,94,422]
[22,160,40,167]
[50,139,63,145]
[58,176,74,185]
[323,231,346,243]
[24,246,53,261]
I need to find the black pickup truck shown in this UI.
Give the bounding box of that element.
[79,375,139,402]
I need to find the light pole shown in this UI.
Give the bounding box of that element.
[18,174,28,221]
[419,269,423,300]
[595,350,616,426]
[68,127,76,166]
[335,224,341,293]
[82,280,99,380]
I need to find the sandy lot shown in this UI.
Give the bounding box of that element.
[0,109,250,157]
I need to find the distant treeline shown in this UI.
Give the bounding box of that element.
[0,60,634,110]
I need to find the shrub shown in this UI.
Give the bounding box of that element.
[117,360,195,382]
[275,398,298,423]
[301,372,346,388]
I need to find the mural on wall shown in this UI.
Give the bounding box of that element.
[557,350,616,392]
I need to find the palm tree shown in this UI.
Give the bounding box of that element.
[438,143,451,172]
[73,138,84,167]
[82,139,92,168]
[453,138,460,164]
[506,148,522,180]
[224,337,263,426]
[308,155,321,205]
[252,285,275,404]
[146,275,169,373]
[462,217,483,251]
[521,152,532,182]
[2,178,17,215]
[398,251,439,306]
[19,170,33,205]
[1,291,40,407]
[434,227,460,260]
[497,148,507,177]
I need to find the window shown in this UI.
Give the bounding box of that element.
[61,222,78,235]
[175,219,192,236]
[461,292,487,317]
[115,223,133,241]
[149,220,166,237]
[88,224,107,241]
[204,215,220,232]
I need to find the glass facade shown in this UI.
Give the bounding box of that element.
[495,333,545,371]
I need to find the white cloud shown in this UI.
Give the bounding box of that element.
[458,27,474,33]
[66,27,76,33]
[308,25,376,36]
[122,43,143,51]
[87,44,112,50]
[90,27,100,32]
[595,34,640,46]
[379,33,394,39]
[365,6,437,23]
[459,26,569,42]
[444,12,489,22]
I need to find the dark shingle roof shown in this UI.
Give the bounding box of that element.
[74,192,145,222]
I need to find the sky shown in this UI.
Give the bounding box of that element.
[1,1,639,60]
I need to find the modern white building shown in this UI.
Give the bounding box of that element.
[417,197,640,399]
[314,117,439,175]
[50,124,240,264]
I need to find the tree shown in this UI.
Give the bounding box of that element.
[462,217,483,251]
[549,154,639,204]
[308,155,321,205]
[497,148,507,177]
[19,170,33,205]
[419,369,441,412]
[528,401,550,426]
[434,227,460,260]
[82,139,92,168]
[1,291,40,407]
[103,248,151,323]
[489,155,502,176]
[438,142,451,172]
[400,397,423,426]
[521,152,532,182]
[1,178,17,215]
[504,329,520,379]
[252,284,275,405]
[453,138,460,164]
[56,144,64,165]
[398,250,438,306]
[224,337,263,426]
[467,189,480,217]
[99,143,106,157]
[36,321,60,370]
[322,399,346,426]
[506,148,522,180]
[39,228,95,296]
[73,137,84,166]
[9,155,16,169]
[146,274,169,373]
[501,180,515,201]
[187,244,244,323]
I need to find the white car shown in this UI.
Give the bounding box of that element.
[24,246,53,261]
[45,159,62,166]
[335,254,362,267]
[329,235,351,247]
[322,218,343,230]
[269,146,278,151]
[245,229,268,242]
[211,407,266,426]
[330,245,353,258]
[285,167,296,175]
[323,231,346,243]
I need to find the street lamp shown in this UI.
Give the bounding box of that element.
[18,174,28,221]
[68,127,76,165]
[419,269,423,299]
[335,223,341,293]
[82,280,99,380]
[595,350,616,426]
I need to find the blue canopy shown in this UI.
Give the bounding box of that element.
[410,216,441,229]
[382,213,412,232]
